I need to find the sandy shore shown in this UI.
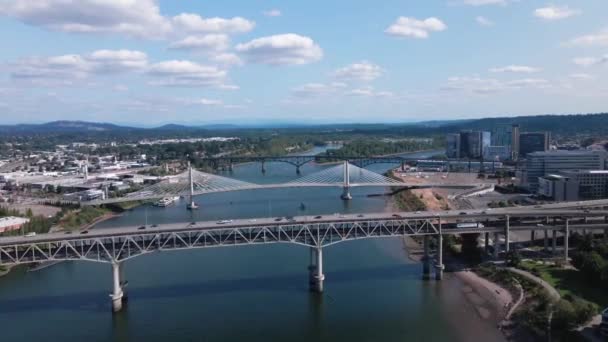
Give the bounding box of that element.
[386,192,513,339]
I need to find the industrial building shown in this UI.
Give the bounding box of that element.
[0,217,30,234]
[538,170,608,201]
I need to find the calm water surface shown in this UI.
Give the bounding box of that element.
[0,148,505,342]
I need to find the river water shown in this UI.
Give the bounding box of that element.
[0,147,505,342]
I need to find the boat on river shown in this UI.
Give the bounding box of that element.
[154,196,179,207]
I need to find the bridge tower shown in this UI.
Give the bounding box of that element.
[341,161,352,200]
[186,162,199,210]
[110,262,128,312]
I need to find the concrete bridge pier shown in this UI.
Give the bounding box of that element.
[110,262,126,313]
[296,166,301,175]
[422,235,431,280]
[505,216,510,253]
[493,232,499,259]
[543,229,548,252]
[484,232,489,254]
[435,225,444,281]
[309,247,325,293]
[552,230,557,254]
[261,161,266,174]
[564,221,570,263]
[308,247,316,286]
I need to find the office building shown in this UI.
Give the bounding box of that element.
[483,145,511,161]
[491,124,512,146]
[519,132,550,158]
[446,133,461,159]
[524,150,607,192]
[560,170,608,200]
[538,174,579,201]
[459,131,491,159]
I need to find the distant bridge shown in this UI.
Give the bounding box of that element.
[198,155,505,172]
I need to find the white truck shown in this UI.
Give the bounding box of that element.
[456,222,485,229]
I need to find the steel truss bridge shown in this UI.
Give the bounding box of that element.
[199,155,504,172]
[2,202,608,312]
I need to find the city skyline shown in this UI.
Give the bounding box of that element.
[0,0,607,125]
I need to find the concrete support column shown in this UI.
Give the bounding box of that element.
[435,220,444,281]
[313,248,325,293]
[296,166,301,175]
[484,232,489,254]
[543,229,548,252]
[308,247,316,287]
[261,161,266,173]
[493,232,499,259]
[422,235,431,280]
[552,230,557,255]
[564,220,570,263]
[505,216,510,253]
[111,262,124,313]
[530,230,535,245]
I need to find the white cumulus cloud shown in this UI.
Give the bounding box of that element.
[489,65,541,73]
[0,0,171,39]
[9,49,148,85]
[462,0,510,6]
[262,9,281,17]
[534,6,580,21]
[146,60,228,87]
[573,55,608,67]
[476,16,494,26]
[385,17,446,39]
[0,0,255,40]
[169,34,230,52]
[566,29,608,47]
[333,61,384,81]
[171,14,254,34]
[235,34,323,65]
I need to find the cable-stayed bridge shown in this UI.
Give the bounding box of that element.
[86,161,483,205]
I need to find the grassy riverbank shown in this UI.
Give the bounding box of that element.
[58,206,113,231]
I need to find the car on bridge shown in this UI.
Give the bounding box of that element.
[216,220,233,224]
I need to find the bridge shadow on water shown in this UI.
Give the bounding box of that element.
[0,264,420,314]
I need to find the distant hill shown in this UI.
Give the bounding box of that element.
[0,113,607,138]
[0,120,135,133]
[439,113,608,136]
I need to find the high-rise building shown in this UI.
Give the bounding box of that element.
[458,130,490,159]
[524,150,607,191]
[491,124,512,146]
[483,145,511,161]
[446,133,460,158]
[511,124,520,161]
[519,132,550,158]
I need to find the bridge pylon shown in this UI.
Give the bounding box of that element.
[186,162,199,210]
[340,161,352,200]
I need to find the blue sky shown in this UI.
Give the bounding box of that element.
[0,0,606,126]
